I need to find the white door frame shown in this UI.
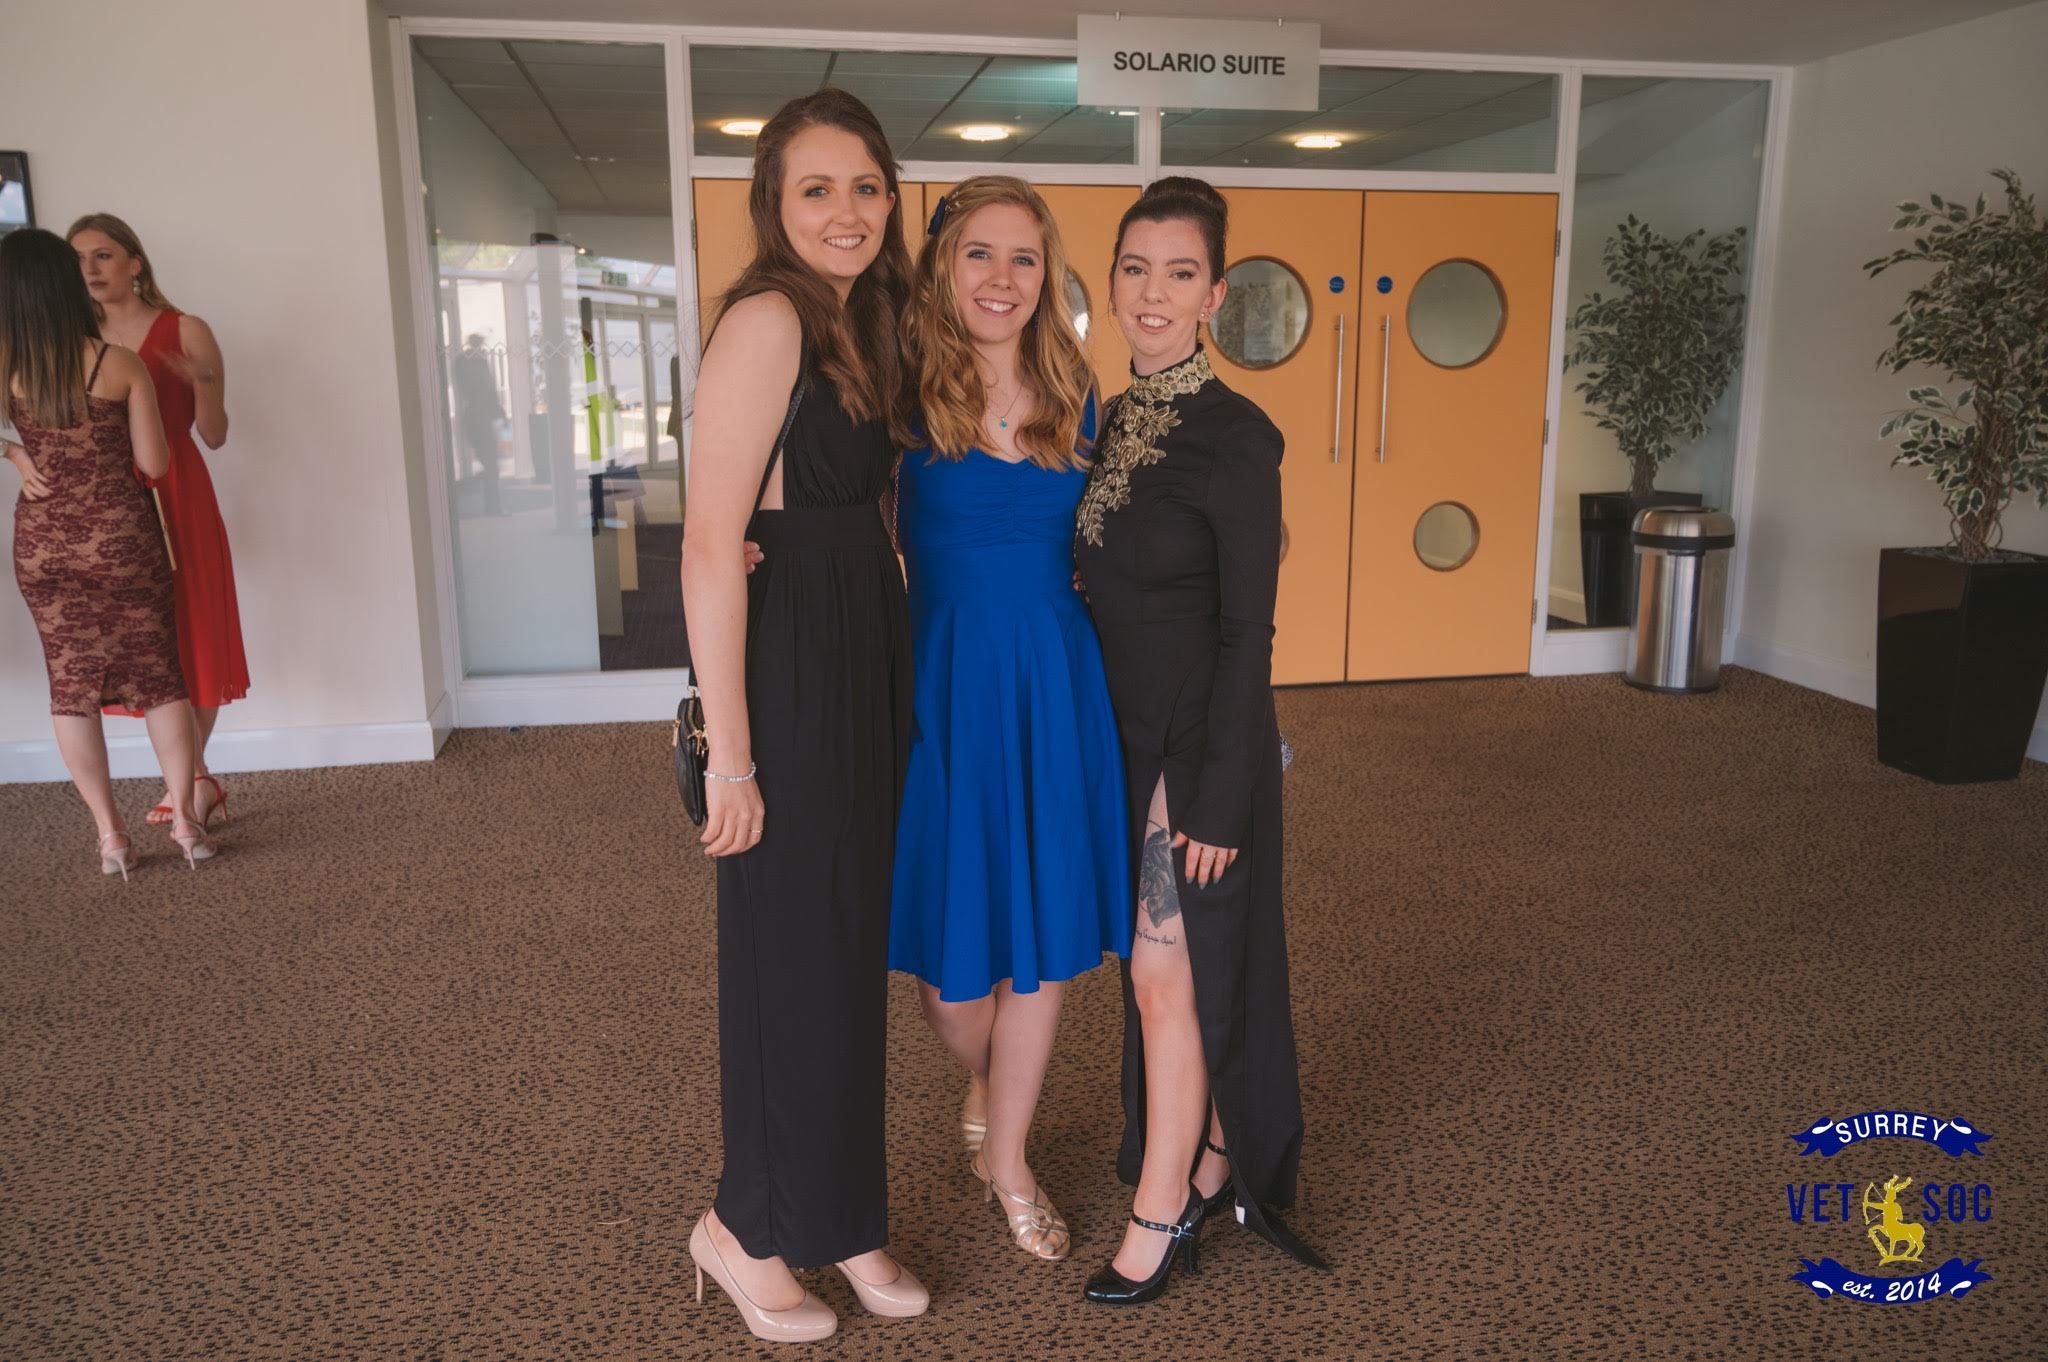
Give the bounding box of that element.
[390,15,1789,727]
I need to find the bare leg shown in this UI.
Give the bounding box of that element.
[980,980,1064,1193]
[1112,775,1209,1279]
[158,703,223,819]
[50,715,123,840]
[919,984,995,1081]
[193,704,219,777]
[142,700,200,828]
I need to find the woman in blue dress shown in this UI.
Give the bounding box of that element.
[888,176,1131,1261]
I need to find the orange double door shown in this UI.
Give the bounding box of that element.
[691,180,1557,684]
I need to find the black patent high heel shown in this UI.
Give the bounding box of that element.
[1082,1183,1204,1306]
[1197,1137,1235,1220]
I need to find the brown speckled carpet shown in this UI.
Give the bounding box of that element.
[2,668,2042,1360]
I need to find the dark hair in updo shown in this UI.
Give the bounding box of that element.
[1112,175,1229,283]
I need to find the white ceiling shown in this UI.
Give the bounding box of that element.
[386,0,2040,67]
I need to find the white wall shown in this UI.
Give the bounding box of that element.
[1736,0,2048,760]
[0,0,444,779]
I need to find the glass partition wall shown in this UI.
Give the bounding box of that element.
[1548,75,1769,630]
[414,36,683,676]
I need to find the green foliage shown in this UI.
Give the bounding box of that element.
[1867,169,2048,561]
[1566,216,1749,498]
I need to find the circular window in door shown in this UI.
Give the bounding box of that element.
[1408,260,1505,369]
[1211,257,1311,369]
[1414,501,1480,571]
[1064,270,1093,341]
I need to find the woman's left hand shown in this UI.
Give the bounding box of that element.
[1172,832,1238,889]
[163,351,217,387]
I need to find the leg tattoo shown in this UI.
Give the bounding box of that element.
[1136,819,1181,945]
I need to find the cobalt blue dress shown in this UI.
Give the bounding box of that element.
[888,401,1132,1003]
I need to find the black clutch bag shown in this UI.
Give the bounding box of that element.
[673,371,807,826]
[673,692,710,825]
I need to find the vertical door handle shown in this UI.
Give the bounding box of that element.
[1376,315,1391,464]
[1331,313,1346,463]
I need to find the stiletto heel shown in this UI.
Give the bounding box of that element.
[97,831,136,881]
[167,817,217,869]
[688,1214,836,1344]
[194,774,230,829]
[1082,1183,1205,1305]
[960,1073,988,1153]
[972,1152,1070,1261]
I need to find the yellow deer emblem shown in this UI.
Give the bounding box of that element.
[1862,1176,1927,1268]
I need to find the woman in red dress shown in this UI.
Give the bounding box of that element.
[71,213,247,826]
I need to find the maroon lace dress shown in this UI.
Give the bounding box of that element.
[11,347,186,716]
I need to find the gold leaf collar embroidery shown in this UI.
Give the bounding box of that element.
[1076,348,1214,547]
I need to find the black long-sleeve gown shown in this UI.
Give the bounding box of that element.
[1073,346,1323,1267]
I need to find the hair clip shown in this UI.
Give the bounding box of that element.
[927,194,950,236]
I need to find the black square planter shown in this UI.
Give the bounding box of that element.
[1877,546,2048,783]
[1579,490,1704,626]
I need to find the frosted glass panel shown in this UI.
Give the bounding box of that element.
[413,37,684,675]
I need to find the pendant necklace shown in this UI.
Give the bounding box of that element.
[990,380,1025,431]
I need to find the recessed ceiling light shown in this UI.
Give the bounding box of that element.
[720,119,764,137]
[1113,110,1138,116]
[959,125,1010,142]
[1294,134,1343,150]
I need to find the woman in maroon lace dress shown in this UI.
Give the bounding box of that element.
[1,228,215,873]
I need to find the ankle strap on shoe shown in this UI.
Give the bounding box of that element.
[1128,1211,1192,1239]
[1204,1139,1228,1158]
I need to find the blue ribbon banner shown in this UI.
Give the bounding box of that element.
[1792,1258,1989,1303]
[1790,1112,1991,1158]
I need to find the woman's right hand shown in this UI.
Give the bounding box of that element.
[5,444,52,500]
[743,540,764,574]
[701,769,765,857]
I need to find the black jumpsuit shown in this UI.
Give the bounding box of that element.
[711,371,911,1268]
[1073,345,1322,1266]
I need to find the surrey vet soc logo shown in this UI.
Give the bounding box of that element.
[1786,1110,1994,1304]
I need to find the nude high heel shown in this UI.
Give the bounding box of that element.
[832,1255,930,1317]
[168,817,217,869]
[97,830,136,882]
[689,1214,836,1344]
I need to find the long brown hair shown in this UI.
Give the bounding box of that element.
[66,211,177,319]
[905,176,1094,471]
[715,89,911,441]
[0,227,103,430]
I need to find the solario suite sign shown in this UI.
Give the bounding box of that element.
[1077,15,1321,112]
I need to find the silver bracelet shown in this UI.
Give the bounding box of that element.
[706,762,758,784]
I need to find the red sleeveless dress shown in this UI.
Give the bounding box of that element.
[106,310,249,714]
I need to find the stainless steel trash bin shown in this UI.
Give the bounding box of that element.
[1626,507,1735,693]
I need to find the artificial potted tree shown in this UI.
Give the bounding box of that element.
[1869,169,2048,783]
[1566,216,1748,625]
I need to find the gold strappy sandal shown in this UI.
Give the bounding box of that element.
[971,1151,1070,1261]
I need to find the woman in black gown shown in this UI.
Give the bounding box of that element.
[679,89,927,1344]
[1075,178,1325,1305]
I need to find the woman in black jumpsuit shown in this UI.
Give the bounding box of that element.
[1075,179,1324,1305]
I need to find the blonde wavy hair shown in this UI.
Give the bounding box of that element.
[903,176,1095,471]
[66,212,177,320]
